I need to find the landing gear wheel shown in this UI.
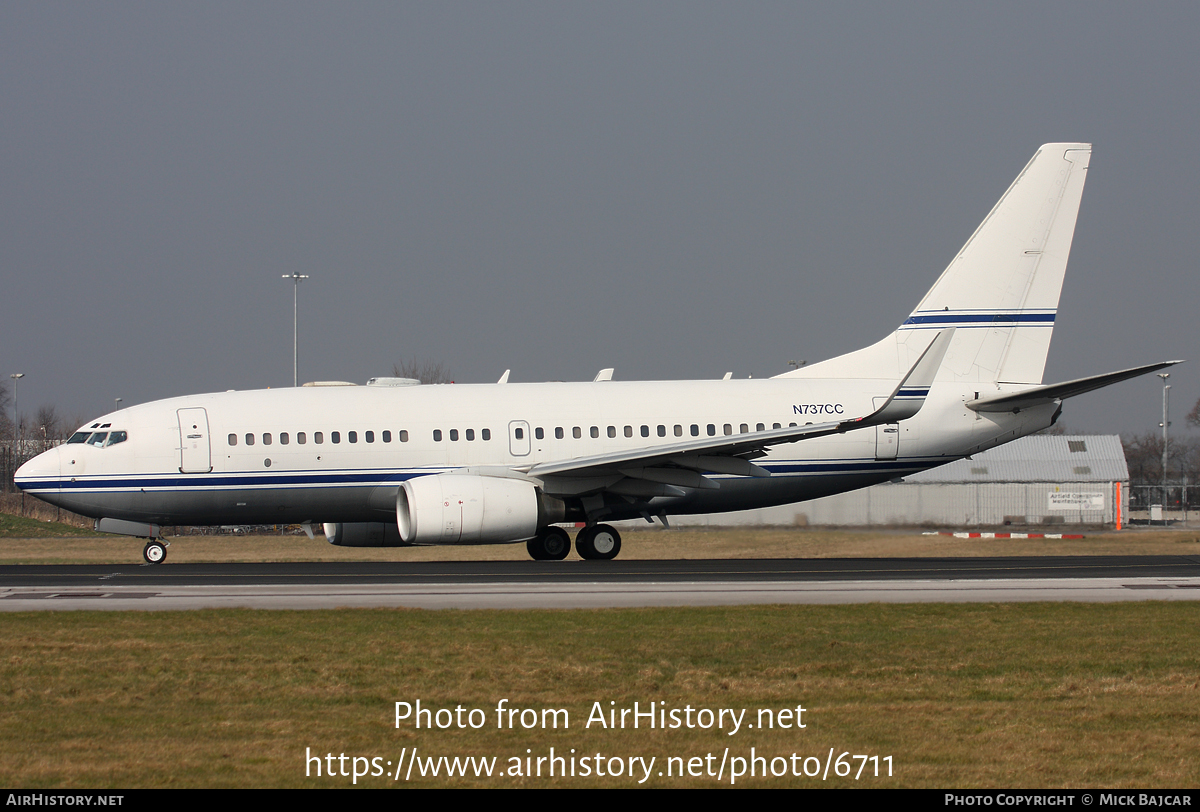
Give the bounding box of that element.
[143,540,167,565]
[576,524,622,560]
[527,526,572,561]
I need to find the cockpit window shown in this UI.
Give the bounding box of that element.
[67,432,90,444]
[87,432,108,447]
[106,431,128,447]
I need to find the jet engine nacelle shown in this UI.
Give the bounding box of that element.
[397,474,544,545]
[324,521,412,547]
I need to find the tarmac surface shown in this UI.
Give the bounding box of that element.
[2,556,1200,610]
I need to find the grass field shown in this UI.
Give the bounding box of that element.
[2,518,1199,564]
[2,603,1198,788]
[3,515,1198,788]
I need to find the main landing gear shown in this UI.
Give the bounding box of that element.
[527,526,571,560]
[576,524,621,560]
[526,524,623,561]
[142,540,168,564]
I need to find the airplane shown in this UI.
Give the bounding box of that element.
[14,143,1181,564]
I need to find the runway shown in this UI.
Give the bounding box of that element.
[2,556,1200,610]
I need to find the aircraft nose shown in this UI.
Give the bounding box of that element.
[14,446,61,491]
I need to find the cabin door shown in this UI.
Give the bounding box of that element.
[872,397,899,461]
[177,408,213,473]
[875,424,899,460]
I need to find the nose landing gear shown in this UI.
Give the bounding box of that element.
[142,540,168,564]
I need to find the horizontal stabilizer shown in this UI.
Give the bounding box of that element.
[967,360,1184,413]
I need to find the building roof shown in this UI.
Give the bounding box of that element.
[907,435,1129,483]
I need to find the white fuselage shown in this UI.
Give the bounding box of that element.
[14,377,1055,533]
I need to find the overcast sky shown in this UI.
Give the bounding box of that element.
[2,2,1197,437]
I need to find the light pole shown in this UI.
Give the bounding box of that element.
[282,273,310,387]
[1158,372,1171,512]
[9,373,24,444]
[115,397,123,411]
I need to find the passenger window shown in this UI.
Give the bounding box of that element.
[590,426,599,438]
[298,432,307,444]
[640,425,649,437]
[400,430,409,442]
[657,425,666,437]
[691,424,699,436]
[573,427,581,439]
[723,424,732,435]
[740,424,748,433]
[365,431,374,443]
[554,427,563,439]
[466,429,475,441]
[789,422,797,427]
[535,427,544,440]
[674,425,682,436]
[245,433,255,446]
[707,424,716,436]
[382,431,391,443]
[450,429,459,441]
[608,426,616,438]
[348,431,357,443]
[481,429,490,441]
[332,431,341,444]
[514,428,523,440]
[756,423,765,432]
[106,431,128,447]
[228,434,237,446]
[280,432,289,445]
[772,423,781,430]
[263,433,272,445]
[624,426,633,438]
[433,430,443,442]
[315,432,324,444]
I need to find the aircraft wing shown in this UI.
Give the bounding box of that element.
[966,360,1183,413]
[527,329,954,493]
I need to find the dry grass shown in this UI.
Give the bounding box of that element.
[1,523,1198,564]
[1,604,1198,788]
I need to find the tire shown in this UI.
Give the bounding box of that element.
[143,541,167,565]
[577,524,621,560]
[527,526,571,561]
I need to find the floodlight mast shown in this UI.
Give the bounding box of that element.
[282,273,310,387]
[9,373,24,443]
[1158,373,1171,508]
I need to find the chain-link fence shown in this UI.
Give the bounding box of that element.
[1,444,33,495]
[1127,483,1195,524]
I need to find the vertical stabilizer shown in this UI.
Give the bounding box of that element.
[778,143,1091,385]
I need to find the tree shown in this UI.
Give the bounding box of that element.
[392,358,453,385]
[35,405,62,452]
[1188,397,1200,430]
[0,381,10,441]
[1122,431,1200,485]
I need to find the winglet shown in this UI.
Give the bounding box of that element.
[844,328,954,429]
